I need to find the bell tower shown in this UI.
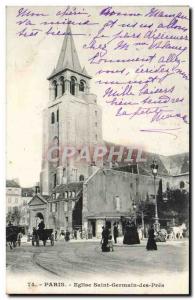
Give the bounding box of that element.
[40,25,103,195]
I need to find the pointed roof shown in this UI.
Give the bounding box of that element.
[48,25,91,79]
[28,194,49,206]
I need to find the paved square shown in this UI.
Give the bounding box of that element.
[6,239,188,279]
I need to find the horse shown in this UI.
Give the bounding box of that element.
[6,226,22,249]
[168,223,186,240]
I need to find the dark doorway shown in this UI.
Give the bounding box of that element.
[91,221,96,237]
[72,196,83,228]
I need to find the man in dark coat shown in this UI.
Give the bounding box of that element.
[38,220,45,230]
[113,223,119,244]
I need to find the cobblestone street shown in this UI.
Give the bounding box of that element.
[7,238,189,279]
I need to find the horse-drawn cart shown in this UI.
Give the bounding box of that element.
[32,229,54,246]
[6,226,25,249]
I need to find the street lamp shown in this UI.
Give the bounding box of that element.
[132,200,137,225]
[150,160,160,232]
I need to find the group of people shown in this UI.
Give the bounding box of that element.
[101,222,157,252]
[33,219,157,251]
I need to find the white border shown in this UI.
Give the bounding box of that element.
[0,1,194,299]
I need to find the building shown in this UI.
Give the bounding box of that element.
[20,187,35,231]
[40,24,103,196]
[28,25,189,236]
[6,179,22,214]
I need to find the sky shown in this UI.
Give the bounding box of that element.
[6,6,189,187]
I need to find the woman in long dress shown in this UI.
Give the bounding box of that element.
[123,222,140,245]
[146,226,157,250]
[101,226,110,252]
[123,222,131,244]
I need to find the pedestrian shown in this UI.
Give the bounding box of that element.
[65,229,70,242]
[123,222,140,245]
[74,229,77,240]
[27,231,31,242]
[32,227,39,246]
[108,230,114,252]
[146,225,157,251]
[17,231,23,246]
[38,219,45,231]
[113,222,119,244]
[123,221,131,244]
[79,229,82,239]
[101,225,110,252]
[131,222,140,244]
[138,226,144,240]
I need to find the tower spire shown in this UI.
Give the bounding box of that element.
[49,25,84,78]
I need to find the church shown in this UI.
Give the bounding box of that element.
[28,25,189,238]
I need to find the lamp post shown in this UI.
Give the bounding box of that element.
[132,201,137,225]
[150,160,160,232]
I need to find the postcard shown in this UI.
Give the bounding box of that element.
[6,6,190,295]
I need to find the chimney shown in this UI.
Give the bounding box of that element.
[35,182,40,194]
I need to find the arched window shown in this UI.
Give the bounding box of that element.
[56,109,59,122]
[51,112,55,124]
[64,201,68,212]
[70,77,76,95]
[79,80,85,92]
[59,76,65,95]
[79,174,84,181]
[52,80,57,98]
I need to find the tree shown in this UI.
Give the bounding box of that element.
[136,197,155,226]
[157,186,189,226]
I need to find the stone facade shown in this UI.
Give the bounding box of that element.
[6,180,22,214]
[40,25,103,196]
[82,168,158,238]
